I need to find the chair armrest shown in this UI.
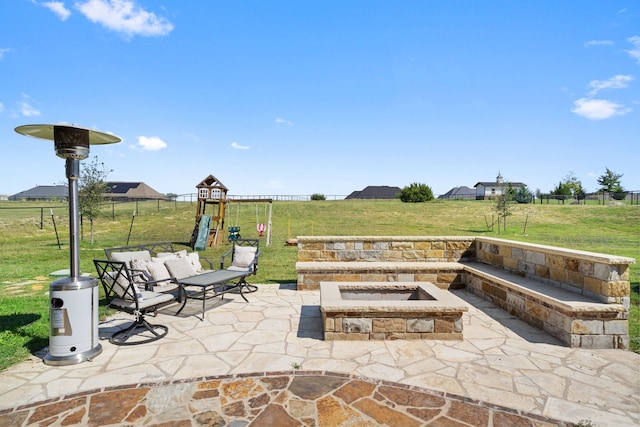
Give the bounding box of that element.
[200,256,214,270]
[220,249,233,269]
[246,250,261,274]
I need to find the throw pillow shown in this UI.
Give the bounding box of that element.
[164,257,197,280]
[130,258,149,274]
[231,245,257,269]
[187,252,204,273]
[146,260,172,282]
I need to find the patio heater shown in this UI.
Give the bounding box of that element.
[15,124,121,365]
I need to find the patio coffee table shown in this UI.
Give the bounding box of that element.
[178,270,252,320]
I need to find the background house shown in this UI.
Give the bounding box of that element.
[438,186,476,200]
[474,173,525,200]
[345,186,401,199]
[104,182,167,201]
[9,185,69,201]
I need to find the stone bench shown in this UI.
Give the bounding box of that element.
[297,260,628,348]
[295,236,635,349]
[461,262,628,348]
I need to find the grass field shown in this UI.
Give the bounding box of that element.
[0,199,638,370]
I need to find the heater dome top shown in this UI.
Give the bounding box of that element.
[15,124,121,145]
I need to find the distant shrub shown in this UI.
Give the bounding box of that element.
[398,183,434,203]
[612,191,627,201]
[514,185,534,203]
[310,193,326,201]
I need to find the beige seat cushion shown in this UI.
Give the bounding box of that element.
[110,291,173,310]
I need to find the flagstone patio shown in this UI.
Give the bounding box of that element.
[0,284,638,426]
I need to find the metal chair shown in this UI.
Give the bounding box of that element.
[220,239,261,292]
[94,259,186,345]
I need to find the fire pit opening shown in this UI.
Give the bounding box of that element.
[339,287,436,301]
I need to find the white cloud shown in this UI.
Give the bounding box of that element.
[0,102,4,113]
[17,94,41,117]
[75,0,174,37]
[571,98,631,120]
[20,102,41,116]
[584,40,613,47]
[231,141,250,150]
[275,117,293,126]
[627,36,640,64]
[43,1,72,20]
[0,48,11,60]
[588,74,633,96]
[137,135,167,150]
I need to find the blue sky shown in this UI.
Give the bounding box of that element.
[1,1,638,197]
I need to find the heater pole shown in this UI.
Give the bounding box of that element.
[66,158,81,278]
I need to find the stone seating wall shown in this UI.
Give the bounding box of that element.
[295,236,636,349]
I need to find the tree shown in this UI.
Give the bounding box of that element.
[597,168,626,200]
[494,183,515,231]
[79,156,111,244]
[551,172,585,199]
[514,185,534,204]
[597,168,623,192]
[398,183,434,203]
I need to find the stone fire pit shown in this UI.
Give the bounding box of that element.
[320,282,468,340]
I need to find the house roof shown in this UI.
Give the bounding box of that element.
[345,186,401,200]
[105,182,167,199]
[107,182,139,193]
[473,181,525,188]
[438,186,475,199]
[10,185,68,199]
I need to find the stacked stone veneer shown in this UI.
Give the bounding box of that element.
[323,313,464,341]
[471,237,633,349]
[474,237,630,305]
[295,236,636,349]
[320,282,467,341]
[297,236,476,263]
[297,236,475,290]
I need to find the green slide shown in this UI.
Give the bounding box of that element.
[194,215,211,250]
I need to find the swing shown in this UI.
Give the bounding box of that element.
[256,204,266,237]
[228,202,241,242]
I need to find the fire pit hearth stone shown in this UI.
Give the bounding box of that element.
[320,282,468,340]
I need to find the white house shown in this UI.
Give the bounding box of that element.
[473,173,526,200]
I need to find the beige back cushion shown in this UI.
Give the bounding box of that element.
[232,245,257,269]
[111,250,152,264]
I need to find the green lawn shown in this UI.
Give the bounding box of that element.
[0,199,638,370]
